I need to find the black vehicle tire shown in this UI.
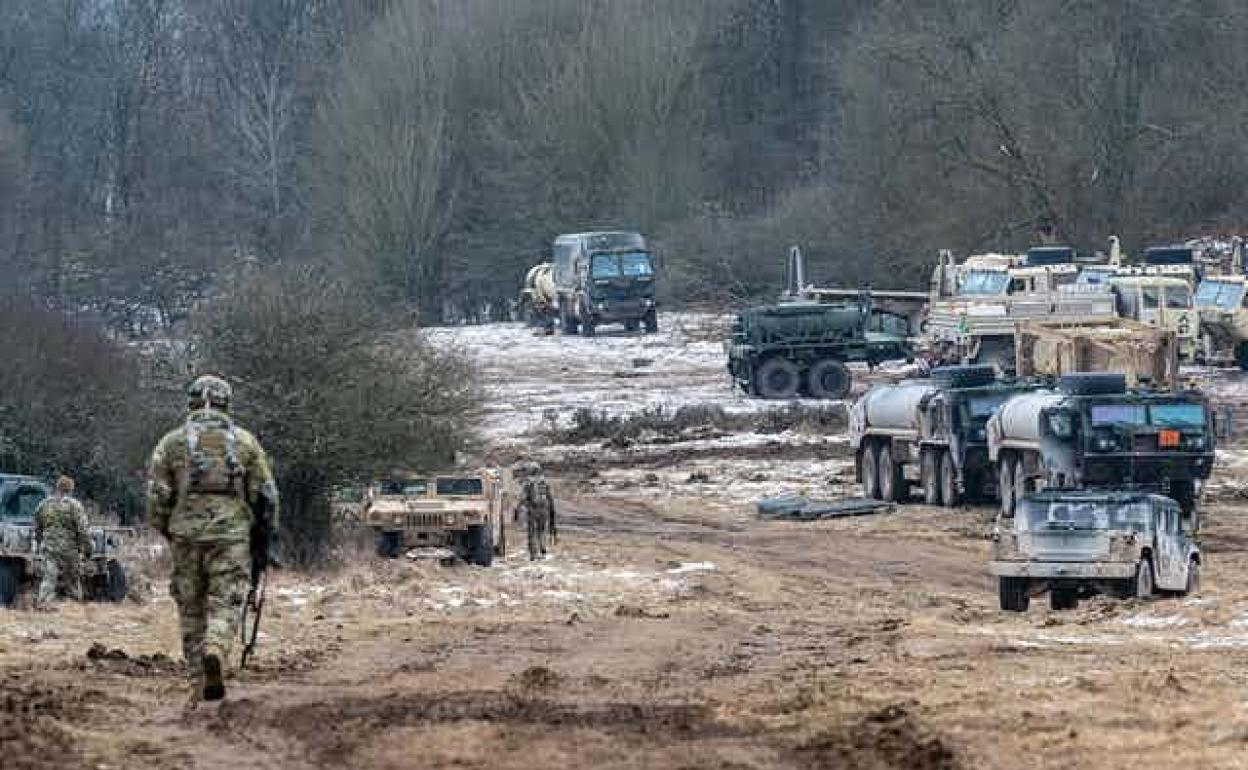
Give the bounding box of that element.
[862,444,882,500]
[998,460,1016,517]
[644,310,658,334]
[581,318,596,337]
[104,559,127,603]
[561,314,578,336]
[921,450,942,506]
[1169,479,1196,516]
[1058,372,1127,396]
[1134,557,1154,599]
[929,365,996,389]
[624,319,640,333]
[879,444,905,503]
[1012,457,1028,509]
[999,576,1030,612]
[494,517,507,557]
[1183,559,1200,596]
[376,531,402,559]
[940,451,962,508]
[1049,587,1078,611]
[0,561,18,607]
[1237,342,1248,371]
[806,359,852,400]
[466,524,493,567]
[753,358,802,400]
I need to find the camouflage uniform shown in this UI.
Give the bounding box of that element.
[33,492,92,604]
[514,463,556,560]
[147,376,277,700]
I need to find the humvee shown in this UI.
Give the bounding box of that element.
[363,470,510,566]
[0,474,129,606]
[990,490,1200,612]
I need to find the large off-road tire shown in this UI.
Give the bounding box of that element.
[1169,479,1196,516]
[494,517,507,558]
[806,359,852,400]
[624,319,640,333]
[1182,559,1200,597]
[921,450,942,506]
[466,524,493,567]
[1134,558,1155,599]
[878,444,905,503]
[1237,342,1248,371]
[644,309,658,334]
[1059,372,1127,396]
[862,444,882,500]
[561,314,578,336]
[581,318,597,337]
[939,451,962,508]
[999,576,1029,612]
[998,460,1016,517]
[104,559,127,603]
[1049,587,1078,611]
[376,531,402,559]
[753,358,802,400]
[0,561,18,607]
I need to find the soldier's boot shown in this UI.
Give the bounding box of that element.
[202,644,226,701]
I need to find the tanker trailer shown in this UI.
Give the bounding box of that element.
[728,297,911,400]
[519,262,558,329]
[851,365,1038,506]
[988,373,1215,515]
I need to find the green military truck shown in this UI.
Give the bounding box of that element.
[727,295,912,400]
[0,474,128,606]
[551,231,658,336]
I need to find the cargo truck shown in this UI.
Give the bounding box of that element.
[849,365,1040,506]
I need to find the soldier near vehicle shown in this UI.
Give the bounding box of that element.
[147,375,278,702]
[33,475,92,605]
[513,461,556,561]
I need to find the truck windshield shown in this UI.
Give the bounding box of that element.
[1164,285,1190,308]
[380,480,429,495]
[1089,404,1147,426]
[1149,403,1206,428]
[591,254,622,279]
[966,394,1011,418]
[1194,280,1244,311]
[958,270,1009,296]
[620,252,654,277]
[1019,498,1151,532]
[436,478,483,496]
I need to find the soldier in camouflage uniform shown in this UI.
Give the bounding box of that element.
[513,461,556,560]
[33,475,92,606]
[147,375,278,701]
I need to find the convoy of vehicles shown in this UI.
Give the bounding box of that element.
[362,470,511,566]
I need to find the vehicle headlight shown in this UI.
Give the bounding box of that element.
[596,302,607,311]
[1093,433,1120,452]
[1184,435,1206,451]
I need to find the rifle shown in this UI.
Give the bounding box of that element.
[239,496,275,670]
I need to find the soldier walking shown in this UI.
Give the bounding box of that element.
[514,461,557,560]
[33,475,92,606]
[147,375,277,702]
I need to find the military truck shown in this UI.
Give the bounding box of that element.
[850,365,1040,506]
[987,374,1215,516]
[0,474,128,606]
[363,470,510,566]
[926,248,1117,371]
[551,231,657,336]
[1105,275,1199,360]
[1193,273,1248,367]
[991,490,1199,612]
[728,295,912,399]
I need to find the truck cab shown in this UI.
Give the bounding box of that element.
[991,490,1199,612]
[552,231,657,336]
[1107,275,1199,359]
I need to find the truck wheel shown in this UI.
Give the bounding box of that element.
[1169,480,1196,515]
[1237,342,1248,371]
[939,451,961,508]
[466,524,493,567]
[1049,587,1078,611]
[806,360,852,400]
[998,460,1016,517]
[879,444,905,503]
[1182,559,1200,596]
[862,444,881,500]
[376,531,402,559]
[581,318,596,337]
[921,450,942,506]
[644,309,658,334]
[754,358,801,399]
[561,314,578,335]
[624,319,639,333]
[1134,558,1154,599]
[0,561,18,607]
[494,516,507,557]
[999,577,1029,612]
[104,560,127,603]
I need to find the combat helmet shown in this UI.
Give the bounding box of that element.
[188,375,233,411]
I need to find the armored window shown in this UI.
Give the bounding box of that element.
[1149,403,1206,428]
[1163,286,1190,309]
[1114,287,1140,318]
[590,254,621,279]
[6,486,46,520]
[619,252,654,277]
[1090,404,1147,426]
[436,478,484,496]
[1141,286,1160,310]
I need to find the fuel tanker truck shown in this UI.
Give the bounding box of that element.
[849,365,1040,506]
[987,373,1215,516]
[518,262,558,330]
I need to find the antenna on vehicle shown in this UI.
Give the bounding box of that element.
[784,245,807,299]
[1108,235,1122,267]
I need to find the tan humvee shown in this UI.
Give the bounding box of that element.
[363,469,513,566]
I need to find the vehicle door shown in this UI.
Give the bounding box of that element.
[1152,502,1185,590]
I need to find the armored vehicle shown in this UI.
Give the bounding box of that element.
[0,474,128,606]
[363,470,510,566]
[991,490,1199,612]
[1014,319,1180,390]
[850,365,1040,506]
[1106,275,1199,360]
[987,374,1214,515]
[1193,274,1248,367]
[728,295,911,399]
[551,231,657,336]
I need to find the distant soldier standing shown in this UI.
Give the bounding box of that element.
[33,475,92,606]
[147,375,278,701]
[514,461,556,560]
